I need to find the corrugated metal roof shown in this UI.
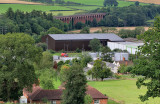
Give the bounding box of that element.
[48,33,124,41]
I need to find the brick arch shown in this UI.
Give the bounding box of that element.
[55,13,106,24]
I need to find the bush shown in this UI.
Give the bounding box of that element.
[114,74,122,79]
[37,42,47,51]
[75,22,85,29]
[76,48,81,53]
[48,49,56,54]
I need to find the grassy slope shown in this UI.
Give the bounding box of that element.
[63,0,148,7]
[0,4,72,14]
[88,80,160,104]
[0,0,149,15]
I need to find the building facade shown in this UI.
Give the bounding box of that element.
[41,34,124,51]
[23,85,108,104]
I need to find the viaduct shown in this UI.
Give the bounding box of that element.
[55,13,106,24]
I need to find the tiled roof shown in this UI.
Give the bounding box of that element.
[49,33,124,41]
[86,86,108,99]
[29,89,63,101]
[25,85,107,101]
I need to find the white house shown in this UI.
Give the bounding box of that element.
[19,96,27,104]
[86,61,119,73]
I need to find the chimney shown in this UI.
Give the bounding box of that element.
[125,61,128,66]
[123,57,125,61]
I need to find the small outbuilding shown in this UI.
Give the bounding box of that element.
[41,33,124,51]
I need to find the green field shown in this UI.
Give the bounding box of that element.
[88,80,160,104]
[0,0,149,15]
[60,0,148,7]
[0,4,73,14]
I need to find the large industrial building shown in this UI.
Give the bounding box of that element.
[107,42,144,54]
[41,33,124,51]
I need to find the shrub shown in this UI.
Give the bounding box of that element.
[76,48,81,53]
[48,49,56,54]
[114,74,122,79]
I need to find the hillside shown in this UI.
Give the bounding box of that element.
[0,0,148,15]
[0,0,41,4]
[128,0,160,5]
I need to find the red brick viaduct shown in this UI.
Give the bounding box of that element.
[55,13,106,24]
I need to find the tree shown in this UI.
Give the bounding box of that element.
[132,17,160,102]
[91,18,97,27]
[135,1,140,6]
[80,53,93,68]
[90,59,112,81]
[80,27,90,33]
[75,22,85,29]
[47,27,64,34]
[36,42,47,51]
[39,69,56,90]
[37,51,53,70]
[101,46,112,62]
[103,0,118,7]
[59,64,71,82]
[62,64,87,104]
[89,38,101,52]
[0,33,42,101]
[84,95,93,104]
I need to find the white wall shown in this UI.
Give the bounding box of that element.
[108,42,140,54]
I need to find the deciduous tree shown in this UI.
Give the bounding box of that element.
[62,64,87,104]
[89,38,101,52]
[0,33,42,101]
[132,17,160,102]
[90,59,112,81]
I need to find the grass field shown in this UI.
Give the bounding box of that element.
[70,27,149,33]
[0,0,150,15]
[0,4,73,14]
[0,0,41,4]
[88,80,160,104]
[53,52,82,57]
[128,0,160,5]
[61,0,148,7]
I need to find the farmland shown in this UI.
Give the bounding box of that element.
[0,0,41,4]
[0,0,149,15]
[70,27,149,33]
[88,79,160,104]
[61,0,147,7]
[128,0,160,5]
[0,4,72,14]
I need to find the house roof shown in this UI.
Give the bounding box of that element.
[106,62,117,68]
[24,85,107,101]
[48,33,124,41]
[29,89,63,101]
[116,61,133,66]
[86,86,108,99]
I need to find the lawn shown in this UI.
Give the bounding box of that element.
[53,52,82,57]
[88,80,160,104]
[53,78,61,89]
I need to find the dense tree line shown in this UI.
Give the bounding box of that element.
[0,8,70,43]
[24,0,53,4]
[91,5,160,27]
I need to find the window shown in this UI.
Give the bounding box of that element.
[94,100,100,104]
[51,101,56,104]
